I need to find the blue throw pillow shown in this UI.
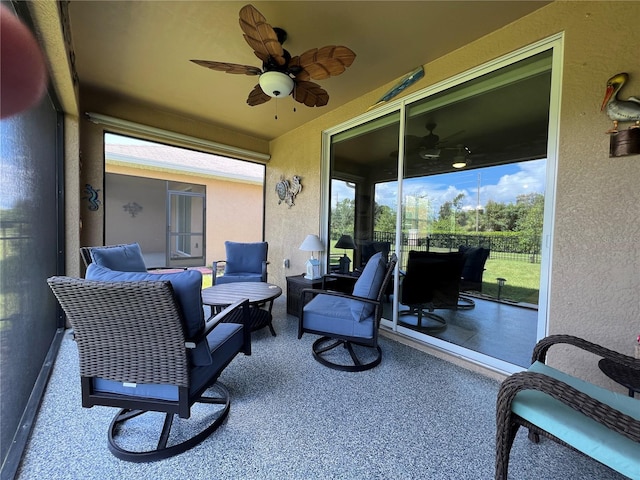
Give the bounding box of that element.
[224,241,267,274]
[85,264,211,366]
[89,243,147,272]
[350,252,387,321]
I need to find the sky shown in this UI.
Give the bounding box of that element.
[332,159,546,214]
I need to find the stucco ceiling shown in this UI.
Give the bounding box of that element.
[67,1,550,141]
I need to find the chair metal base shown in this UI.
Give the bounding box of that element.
[457,295,476,310]
[312,336,382,372]
[107,383,230,462]
[399,308,447,332]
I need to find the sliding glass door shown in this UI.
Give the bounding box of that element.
[324,38,561,371]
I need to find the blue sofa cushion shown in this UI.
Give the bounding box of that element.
[85,264,211,366]
[224,241,267,275]
[89,243,147,272]
[350,252,386,322]
[512,361,640,479]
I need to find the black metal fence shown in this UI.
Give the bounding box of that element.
[372,231,541,263]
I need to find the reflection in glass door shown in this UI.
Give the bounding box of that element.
[324,40,560,371]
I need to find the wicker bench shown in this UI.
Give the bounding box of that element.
[495,335,640,479]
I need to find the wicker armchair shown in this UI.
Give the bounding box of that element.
[47,275,251,462]
[495,335,640,479]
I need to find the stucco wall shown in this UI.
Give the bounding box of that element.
[266,1,640,385]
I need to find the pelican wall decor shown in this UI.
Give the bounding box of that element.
[601,72,640,157]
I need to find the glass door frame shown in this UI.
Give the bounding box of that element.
[321,34,563,374]
[167,188,206,268]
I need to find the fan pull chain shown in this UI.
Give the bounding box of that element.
[275,99,278,120]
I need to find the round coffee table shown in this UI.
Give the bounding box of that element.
[201,282,282,336]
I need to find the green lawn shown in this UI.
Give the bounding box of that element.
[480,257,541,304]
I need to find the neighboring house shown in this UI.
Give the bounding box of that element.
[104,141,264,267]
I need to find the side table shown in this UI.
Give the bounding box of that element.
[598,358,640,397]
[322,273,359,294]
[286,274,324,317]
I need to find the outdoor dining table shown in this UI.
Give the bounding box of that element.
[201,282,282,336]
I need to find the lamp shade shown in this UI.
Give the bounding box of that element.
[299,234,324,252]
[259,71,294,98]
[299,235,324,280]
[334,234,356,250]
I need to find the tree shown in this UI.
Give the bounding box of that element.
[374,203,396,233]
[330,198,355,239]
[515,193,544,254]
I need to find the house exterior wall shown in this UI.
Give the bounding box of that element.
[266,1,640,385]
[106,163,264,265]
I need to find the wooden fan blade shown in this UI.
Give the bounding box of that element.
[247,84,272,106]
[293,81,329,107]
[291,46,356,81]
[190,60,262,76]
[239,4,285,66]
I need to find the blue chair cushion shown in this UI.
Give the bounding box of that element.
[350,252,386,321]
[512,361,640,479]
[303,294,375,339]
[85,264,211,366]
[216,273,263,284]
[89,243,147,272]
[224,241,267,275]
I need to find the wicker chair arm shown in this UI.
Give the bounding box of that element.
[532,334,640,370]
[186,298,251,350]
[497,371,640,443]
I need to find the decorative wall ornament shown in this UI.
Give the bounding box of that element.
[83,184,101,211]
[275,175,302,208]
[123,202,143,217]
[368,66,424,111]
[601,72,640,157]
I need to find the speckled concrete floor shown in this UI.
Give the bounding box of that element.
[16,298,626,480]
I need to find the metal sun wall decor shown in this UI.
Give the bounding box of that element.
[275,175,302,208]
[123,202,143,217]
[601,72,640,157]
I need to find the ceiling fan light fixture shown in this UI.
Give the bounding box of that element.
[452,155,468,169]
[259,71,294,98]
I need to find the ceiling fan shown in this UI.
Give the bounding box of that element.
[190,4,356,108]
[406,122,464,160]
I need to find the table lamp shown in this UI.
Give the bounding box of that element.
[334,234,356,274]
[299,234,324,280]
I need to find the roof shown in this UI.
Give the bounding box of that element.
[105,143,265,184]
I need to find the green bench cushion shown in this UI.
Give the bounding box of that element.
[512,361,640,479]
